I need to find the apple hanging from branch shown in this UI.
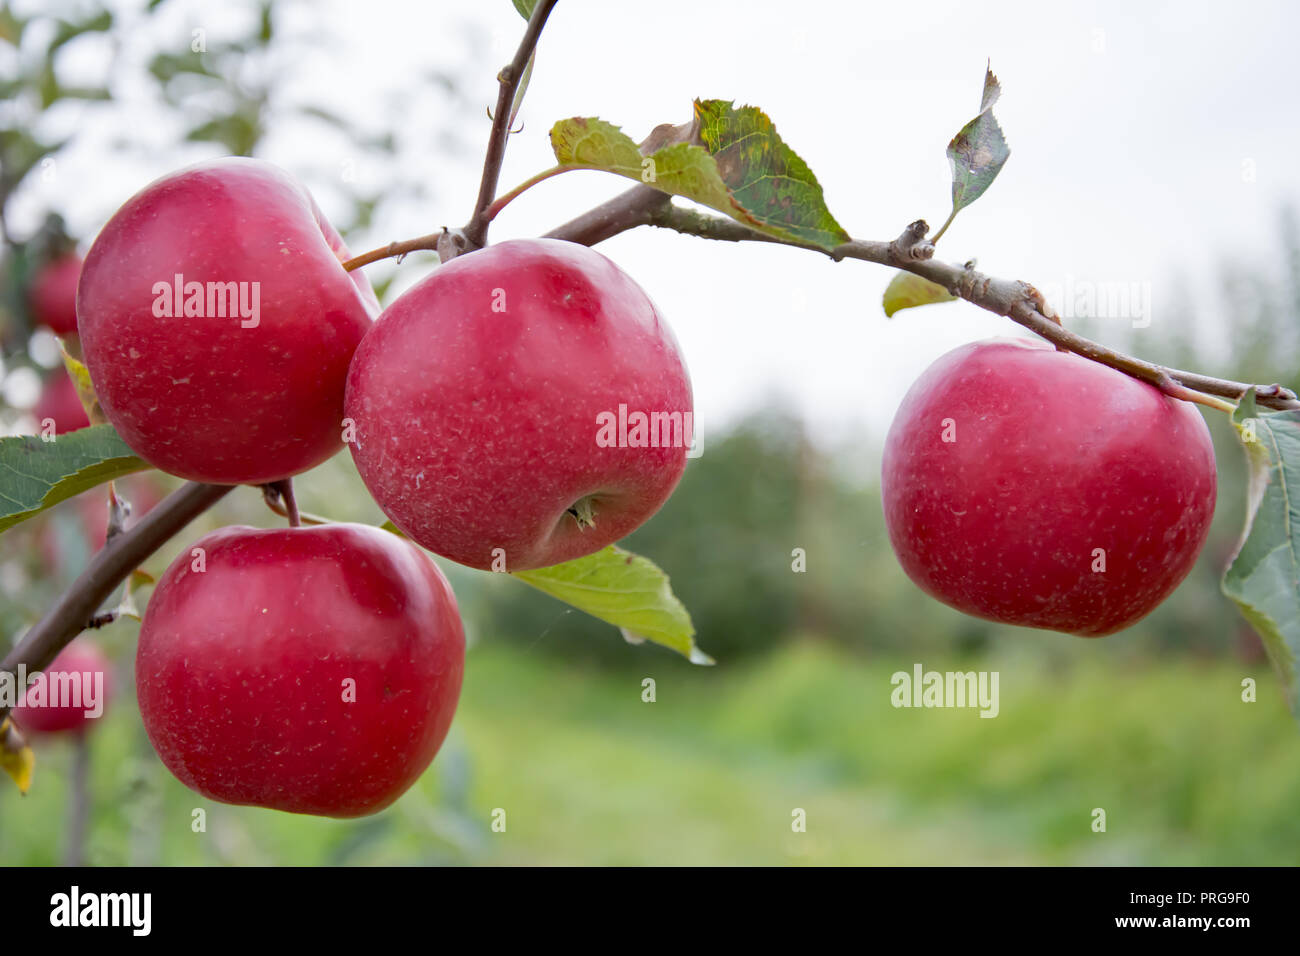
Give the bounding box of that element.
[881,338,1218,637]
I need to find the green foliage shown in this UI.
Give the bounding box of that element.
[1221,392,1300,715]
[0,426,148,533]
[4,644,1298,864]
[549,100,848,251]
[693,100,849,250]
[514,546,708,664]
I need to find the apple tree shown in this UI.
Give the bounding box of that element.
[2,0,1299,817]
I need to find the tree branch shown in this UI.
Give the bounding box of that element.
[462,0,560,250]
[545,184,671,245]
[0,481,233,724]
[642,204,1300,412]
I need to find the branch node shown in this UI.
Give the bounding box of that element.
[888,220,934,263]
[437,228,470,261]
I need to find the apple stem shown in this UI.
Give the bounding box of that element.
[341,233,443,273]
[1155,375,1239,415]
[260,483,330,527]
[486,165,575,223]
[265,479,302,528]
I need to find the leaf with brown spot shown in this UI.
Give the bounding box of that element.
[945,64,1011,218]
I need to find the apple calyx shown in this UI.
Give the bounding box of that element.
[567,496,598,530]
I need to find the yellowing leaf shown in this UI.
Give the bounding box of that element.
[60,347,107,426]
[883,270,958,318]
[1,720,34,795]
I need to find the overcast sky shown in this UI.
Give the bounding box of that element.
[13,0,1300,444]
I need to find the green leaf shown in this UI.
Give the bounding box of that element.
[946,65,1011,217]
[512,0,539,18]
[258,2,273,43]
[48,10,113,55]
[0,6,26,47]
[0,128,65,188]
[513,546,711,663]
[882,270,957,317]
[0,425,150,534]
[185,110,262,157]
[549,101,848,251]
[147,50,214,84]
[693,100,848,250]
[1221,390,1300,720]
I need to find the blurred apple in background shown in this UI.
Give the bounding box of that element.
[28,254,82,337]
[32,369,90,435]
[12,640,114,736]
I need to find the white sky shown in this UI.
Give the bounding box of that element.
[12,0,1300,444]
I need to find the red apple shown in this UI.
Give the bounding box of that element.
[32,369,90,435]
[345,238,693,571]
[13,640,113,735]
[136,523,465,817]
[28,254,82,336]
[881,337,1217,637]
[77,158,378,484]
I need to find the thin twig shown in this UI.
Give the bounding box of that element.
[342,232,443,273]
[641,203,1300,412]
[462,0,560,250]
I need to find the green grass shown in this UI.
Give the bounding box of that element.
[3,641,1298,865]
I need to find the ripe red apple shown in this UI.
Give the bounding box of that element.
[136,523,465,817]
[77,158,378,485]
[345,238,693,571]
[881,337,1217,637]
[13,640,113,736]
[32,369,90,435]
[28,254,82,336]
